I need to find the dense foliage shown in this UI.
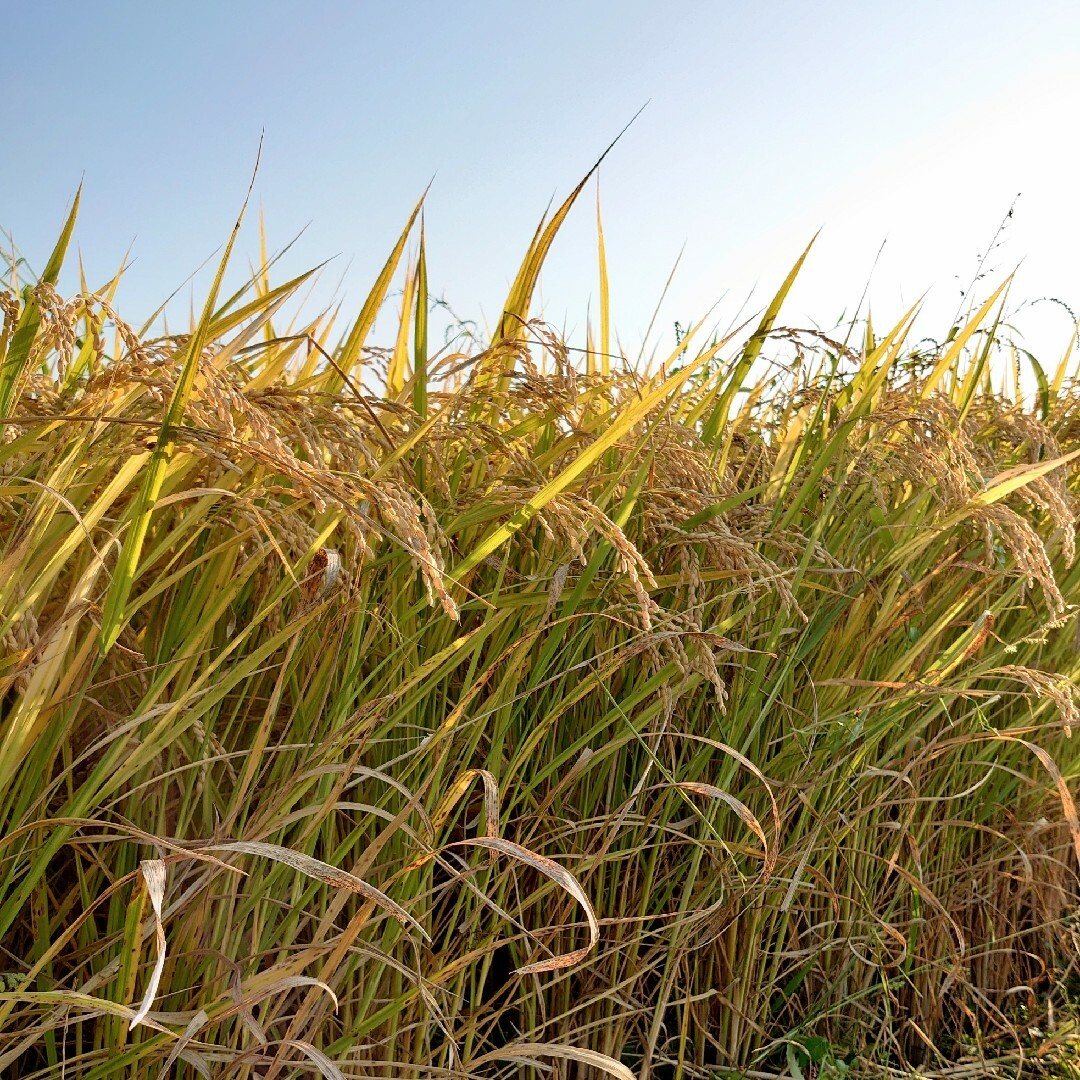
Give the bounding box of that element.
[3,181,1080,1078]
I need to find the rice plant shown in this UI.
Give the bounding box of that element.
[2,173,1080,1078]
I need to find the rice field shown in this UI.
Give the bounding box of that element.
[2,177,1080,1078]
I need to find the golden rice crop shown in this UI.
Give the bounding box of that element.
[2,175,1080,1078]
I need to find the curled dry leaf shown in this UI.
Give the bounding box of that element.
[201,841,428,941]
[658,732,781,880]
[281,1038,346,1080]
[999,735,1080,868]
[158,1009,212,1079]
[454,836,599,975]
[469,1041,637,1080]
[129,859,167,1031]
[675,782,771,877]
[431,768,501,838]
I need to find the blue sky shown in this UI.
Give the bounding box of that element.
[4,1,1079,364]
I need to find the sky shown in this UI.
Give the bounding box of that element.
[4,0,1080,370]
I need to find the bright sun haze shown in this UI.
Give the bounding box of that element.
[5,1,1079,362]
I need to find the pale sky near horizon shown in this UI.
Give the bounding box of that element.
[4,1,1080,370]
